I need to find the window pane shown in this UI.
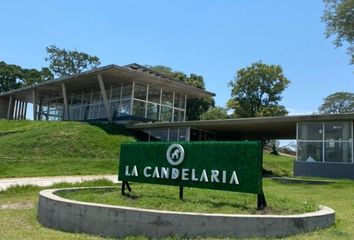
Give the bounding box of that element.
[325,142,352,163]
[150,129,168,141]
[162,91,173,106]
[110,101,120,118]
[298,123,323,140]
[173,109,184,122]
[111,86,121,101]
[146,103,159,120]
[169,128,178,141]
[122,84,132,99]
[134,83,147,100]
[148,87,160,103]
[132,100,145,118]
[161,106,172,122]
[297,142,323,162]
[325,122,351,141]
[98,103,107,119]
[70,94,82,105]
[119,100,131,116]
[190,128,200,141]
[178,128,188,141]
[174,93,185,109]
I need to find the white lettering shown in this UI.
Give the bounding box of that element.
[222,170,227,183]
[200,170,209,182]
[160,167,169,179]
[229,171,239,185]
[172,168,180,179]
[152,167,160,178]
[181,168,189,181]
[143,166,152,177]
[125,165,131,176]
[210,170,220,183]
[191,169,198,181]
[131,165,138,177]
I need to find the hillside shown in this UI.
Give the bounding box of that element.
[0,120,294,178]
[0,120,135,178]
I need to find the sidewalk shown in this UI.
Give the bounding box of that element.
[0,175,118,191]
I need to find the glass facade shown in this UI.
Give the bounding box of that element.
[297,122,353,163]
[144,127,215,142]
[36,81,187,122]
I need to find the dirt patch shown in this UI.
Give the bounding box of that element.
[0,202,34,210]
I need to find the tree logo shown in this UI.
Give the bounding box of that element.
[166,144,185,166]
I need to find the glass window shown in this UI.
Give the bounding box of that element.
[162,91,173,106]
[146,103,159,120]
[169,128,178,141]
[110,101,120,118]
[161,106,172,122]
[173,109,184,122]
[297,142,323,162]
[119,100,131,116]
[325,122,351,141]
[298,123,323,140]
[150,129,168,141]
[121,84,132,99]
[134,83,147,100]
[111,86,121,101]
[325,142,352,163]
[148,87,160,103]
[174,93,185,109]
[98,103,107,119]
[178,128,188,141]
[132,100,146,118]
[70,94,82,105]
[190,128,200,141]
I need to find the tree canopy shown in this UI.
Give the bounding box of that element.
[45,45,101,77]
[228,62,290,118]
[148,65,214,120]
[0,61,53,94]
[318,91,354,114]
[200,107,229,120]
[322,0,354,64]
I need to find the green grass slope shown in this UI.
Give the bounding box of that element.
[0,120,135,178]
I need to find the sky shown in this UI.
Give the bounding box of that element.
[1,0,353,115]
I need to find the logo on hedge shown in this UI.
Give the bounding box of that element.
[166,144,185,166]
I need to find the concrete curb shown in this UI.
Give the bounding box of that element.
[38,187,335,239]
[272,177,336,185]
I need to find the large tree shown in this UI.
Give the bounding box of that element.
[322,0,354,64]
[45,45,101,77]
[228,62,290,118]
[0,61,53,93]
[148,65,214,120]
[318,91,354,113]
[200,107,229,120]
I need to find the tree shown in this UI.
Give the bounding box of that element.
[228,62,290,118]
[318,91,354,113]
[200,107,229,120]
[322,0,354,64]
[45,45,101,77]
[0,61,53,93]
[148,65,214,120]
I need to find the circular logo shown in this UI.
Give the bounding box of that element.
[166,144,185,166]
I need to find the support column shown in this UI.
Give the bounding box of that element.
[23,102,27,120]
[15,100,20,120]
[18,101,23,120]
[97,73,112,122]
[61,83,69,120]
[32,89,37,120]
[7,96,14,120]
[184,95,187,121]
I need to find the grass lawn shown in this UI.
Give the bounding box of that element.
[0,120,135,178]
[57,182,316,215]
[1,179,354,239]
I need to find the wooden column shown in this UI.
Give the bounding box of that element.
[61,83,69,120]
[32,89,37,120]
[97,73,112,122]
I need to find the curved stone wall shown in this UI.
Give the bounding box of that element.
[38,187,335,238]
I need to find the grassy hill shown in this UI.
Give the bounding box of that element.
[0,120,294,178]
[0,120,135,178]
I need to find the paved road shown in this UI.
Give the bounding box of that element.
[0,175,118,191]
